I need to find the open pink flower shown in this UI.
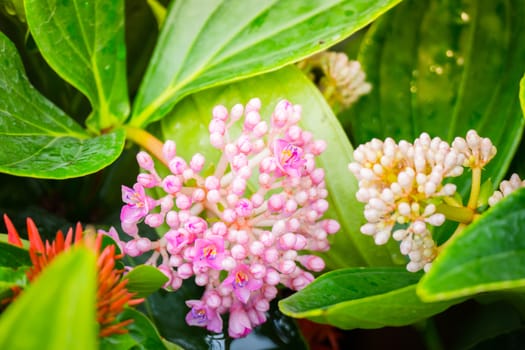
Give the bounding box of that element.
[274,139,305,177]
[223,264,263,304]
[120,184,153,234]
[228,303,252,338]
[185,300,223,333]
[193,235,225,271]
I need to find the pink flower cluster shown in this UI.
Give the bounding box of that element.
[117,98,339,337]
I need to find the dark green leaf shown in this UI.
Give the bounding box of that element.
[0,247,98,350]
[124,265,168,298]
[418,187,525,302]
[100,308,167,350]
[0,33,126,178]
[142,280,307,350]
[160,66,399,269]
[279,267,460,329]
[130,0,402,127]
[24,0,129,131]
[345,0,525,198]
[0,240,30,268]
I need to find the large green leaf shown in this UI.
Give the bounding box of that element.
[345,0,525,196]
[124,265,169,298]
[24,0,129,131]
[160,66,399,269]
[279,267,460,329]
[0,33,126,179]
[417,187,525,302]
[130,0,402,127]
[0,247,97,350]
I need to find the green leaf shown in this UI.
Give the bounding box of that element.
[0,32,126,178]
[24,0,129,131]
[100,308,167,350]
[0,247,98,350]
[0,266,27,287]
[130,0,402,127]
[160,66,398,269]
[520,75,525,117]
[279,267,461,329]
[417,187,525,302]
[124,265,168,298]
[345,0,525,196]
[0,240,30,268]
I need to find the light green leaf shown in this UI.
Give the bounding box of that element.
[0,247,98,350]
[124,265,169,298]
[0,32,126,179]
[279,267,460,329]
[24,0,129,131]
[130,0,402,127]
[160,66,398,269]
[417,187,525,302]
[345,0,525,198]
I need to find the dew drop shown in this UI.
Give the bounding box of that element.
[445,50,454,58]
[429,65,444,75]
[410,85,417,93]
[460,11,470,23]
[456,56,465,66]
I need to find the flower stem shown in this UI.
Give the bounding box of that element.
[436,203,474,224]
[125,126,168,167]
[467,167,482,209]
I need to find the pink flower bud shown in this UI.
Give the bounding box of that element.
[212,105,228,121]
[190,153,205,172]
[137,173,157,188]
[210,132,224,148]
[137,151,154,170]
[209,119,226,134]
[268,194,284,212]
[145,213,163,227]
[162,140,176,160]
[176,194,192,210]
[162,175,182,194]
[169,157,187,175]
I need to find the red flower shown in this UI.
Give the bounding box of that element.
[2,214,143,337]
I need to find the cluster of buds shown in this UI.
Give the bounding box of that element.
[489,173,525,206]
[297,51,371,112]
[348,130,496,272]
[116,98,339,337]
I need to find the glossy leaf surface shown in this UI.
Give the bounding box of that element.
[0,247,97,350]
[346,0,525,198]
[161,66,398,269]
[0,31,126,179]
[124,265,169,298]
[418,187,525,301]
[131,0,402,127]
[24,0,129,131]
[279,267,459,329]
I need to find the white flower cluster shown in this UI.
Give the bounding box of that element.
[298,51,371,109]
[349,130,496,272]
[488,173,525,206]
